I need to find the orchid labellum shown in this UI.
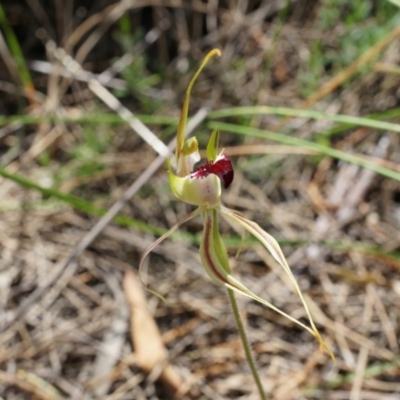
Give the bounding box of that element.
[139,49,333,361]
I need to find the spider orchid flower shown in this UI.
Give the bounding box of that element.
[140,49,333,359]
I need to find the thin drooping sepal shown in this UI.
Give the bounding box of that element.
[199,208,321,334]
[220,205,335,360]
[139,208,202,302]
[176,49,221,163]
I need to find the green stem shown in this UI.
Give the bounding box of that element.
[227,288,267,400]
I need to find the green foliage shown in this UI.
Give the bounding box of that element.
[319,0,371,29]
[298,41,326,97]
[207,119,400,183]
[0,3,33,88]
[55,125,112,187]
[298,0,400,96]
[113,23,162,114]
[37,150,51,167]
[386,0,400,9]
[79,125,111,155]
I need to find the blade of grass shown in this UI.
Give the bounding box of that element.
[319,108,400,138]
[0,166,162,236]
[0,3,35,104]
[2,166,400,267]
[304,358,400,395]
[387,0,400,8]
[208,121,400,183]
[0,114,178,127]
[2,106,400,135]
[209,106,400,134]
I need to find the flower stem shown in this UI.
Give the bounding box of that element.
[227,288,267,400]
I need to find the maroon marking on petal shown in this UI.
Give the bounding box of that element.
[191,162,212,179]
[191,155,234,189]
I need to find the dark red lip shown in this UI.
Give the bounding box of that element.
[191,155,234,189]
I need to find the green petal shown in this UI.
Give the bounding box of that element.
[199,210,313,330]
[220,206,335,360]
[139,208,201,301]
[206,129,220,161]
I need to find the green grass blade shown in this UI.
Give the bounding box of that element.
[209,106,400,134]
[3,166,400,268]
[0,3,34,91]
[0,114,179,127]
[0,167,162,235]
[305,358,400,394]
[208,121,400,183]
[387,0,400,8]
[319,108,400,137]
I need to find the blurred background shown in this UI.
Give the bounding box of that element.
[1,0,400,399]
